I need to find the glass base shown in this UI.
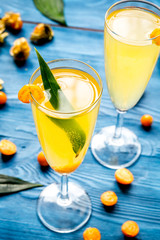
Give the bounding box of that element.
[37,182,91,233]
[91,126,141,169]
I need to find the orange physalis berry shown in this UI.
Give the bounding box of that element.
[0,91,7,104]
[37,151,49,166]
[18,84,44,104]
[141,114,153,127]
[11,19,23,31]
[0,139,17,155]
[121,221,139,238]
[115,168,134,185]
[150,28,160,46]
[83,227,101,240]
[101,191,118,206]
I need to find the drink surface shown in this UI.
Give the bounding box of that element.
[38,68,99,112]
[104,8,160,111]
[32,68,101,174]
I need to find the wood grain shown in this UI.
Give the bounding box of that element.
[0,0,159,29]
[0,2,160,240]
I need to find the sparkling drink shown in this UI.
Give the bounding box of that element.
[32,68,101,174]
[104,8,160,111]
[30,59,102,233]
[91,1,160,169]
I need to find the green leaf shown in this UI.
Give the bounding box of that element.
[33,0,66,26]
[35,48,60,109]
[35,49,86,155]
[0,174,43,195]
[35,48,73,111]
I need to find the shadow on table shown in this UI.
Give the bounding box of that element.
[102,204,117,213]
[1,154,14,162]
[0,104,7,110]
[124,237,139,240]
[39,165,50,172]
[117,182,132,193]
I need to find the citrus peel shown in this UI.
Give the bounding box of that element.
[0,139,17,155]
[115,168,134,185]
[101,191,118,206]
[83,227,101,240]
[150,28,160,46]
[141,114,153,127]
[122,220,139,237]
[18,84,44,103]
[0,91,7,104]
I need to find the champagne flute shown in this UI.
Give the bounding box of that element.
[30,59,102,233]
[91,0,160,169]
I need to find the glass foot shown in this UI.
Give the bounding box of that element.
[91,126,141,169]
[37,182,91,233]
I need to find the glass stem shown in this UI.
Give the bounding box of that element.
[113,110,125,139]
[58,174,70,206]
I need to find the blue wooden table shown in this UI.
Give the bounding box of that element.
[0,0,160,239]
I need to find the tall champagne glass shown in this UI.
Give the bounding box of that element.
[91,0,160,169]
[30,59,102,233]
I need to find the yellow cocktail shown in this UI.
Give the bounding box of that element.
[104,8,160,111]
[91,0,160,169]
[30,58,102,233]
[32,68,101,174]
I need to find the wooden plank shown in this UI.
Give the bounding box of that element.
[0,0,159,29]
[0,21,160,240]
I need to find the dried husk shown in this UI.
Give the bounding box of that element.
[30,23,54,44]
[10,37,31,61]
[0,20,8,44]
